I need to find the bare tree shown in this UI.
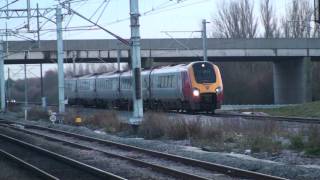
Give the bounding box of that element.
[260,0,279,38]
[281,0,313,38]
[212,0,258,38]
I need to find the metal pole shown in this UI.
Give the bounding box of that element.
[40,63,46,110]
[130,0,143,124]
[72,52,76,76]
[7,68,9,102]
[202,19,208,62]
[0,41,5,112]
[36,3,41,48]
[117,48,121,72]
[40,64,43,97]
[56,5,65,114]
[27,0,31,31]
[24,51,28,120]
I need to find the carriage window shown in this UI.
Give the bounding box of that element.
[121,78,131,89]
[106,80,112,89]
[169,75,173,88]
[157,75,175,88]
[193,63,216,83]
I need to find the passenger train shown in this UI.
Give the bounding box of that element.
[65,61,223,113]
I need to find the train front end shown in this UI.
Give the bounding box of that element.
[187,61,223,112]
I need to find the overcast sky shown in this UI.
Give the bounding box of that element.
[0,0,298,40]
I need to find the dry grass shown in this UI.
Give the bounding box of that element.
[139,113,285,153]
[291,125,320,156]
[7,103,22,112]
[64,109,127,133]
[140,113,224,142]
[28,107,49,121]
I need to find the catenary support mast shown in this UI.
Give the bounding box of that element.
[56,5,65,114]
[130,0,143,123]
[202,19,208,62]
[0,41,5,111]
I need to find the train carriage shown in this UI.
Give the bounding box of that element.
[76,75,96,106]
[65,61,223,113]
[148,65,184,110]
[65,77,77,105]
[95,72,119,108]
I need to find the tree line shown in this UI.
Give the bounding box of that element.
[212,0,320,104]
[213,0,317,38]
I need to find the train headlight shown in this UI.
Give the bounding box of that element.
[193,89,200,97]
[215,87,222,94]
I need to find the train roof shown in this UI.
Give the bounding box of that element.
[65,62,213,80]
[149,63,188,74]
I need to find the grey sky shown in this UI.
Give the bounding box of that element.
[1,0,295,40]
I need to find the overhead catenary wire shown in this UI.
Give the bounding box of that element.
[5,0,211,41]
[95,0,110,24]
[104,0,209,26]
[61,4,129,46]
[89,0,106,21]
[0,0,19,11]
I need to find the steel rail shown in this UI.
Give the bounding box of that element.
[0,132,126,180]
[10,101,320,124]
[0,149,59,180]
[0,120,287,180]
[213,113,320,124]
[11,100,320,124]
[0,124,211,180]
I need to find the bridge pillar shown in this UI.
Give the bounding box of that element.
[273,57,312,104]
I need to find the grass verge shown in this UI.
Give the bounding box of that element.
[249,101,320,118]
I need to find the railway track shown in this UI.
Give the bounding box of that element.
[0,149,58,180]
[212,112,320,124]
[0,131,125,180]
[0,120,287,180]
[11,102,320,124]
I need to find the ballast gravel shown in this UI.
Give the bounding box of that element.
[0,157,43,180]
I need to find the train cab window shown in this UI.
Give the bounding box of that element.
[192,63,216,83]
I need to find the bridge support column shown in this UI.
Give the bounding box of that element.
[273,57,312,104]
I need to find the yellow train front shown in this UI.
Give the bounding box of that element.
[183,61,223,113]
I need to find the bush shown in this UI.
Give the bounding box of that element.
[249,135,282,153]
[28,107,49,121]
[305,127,320,156]
[290,135,305,150]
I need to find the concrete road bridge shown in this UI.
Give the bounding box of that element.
[3,38,320,104]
